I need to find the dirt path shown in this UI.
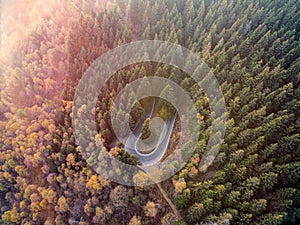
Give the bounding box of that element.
[156,183,181,219]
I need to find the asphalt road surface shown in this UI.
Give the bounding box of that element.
[125,102,176,166]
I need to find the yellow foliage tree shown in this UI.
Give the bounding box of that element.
[188,166,199,178]
[86,175,109,194]
[87,175,99,190]
[144,201,158,217]
[173,179,186,193]
[129,215,142,225]
[56,196,68,213]
[133,171,151,187]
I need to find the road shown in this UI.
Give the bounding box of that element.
[124,101,154,155]
[125,102,176,166]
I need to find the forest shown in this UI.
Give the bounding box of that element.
[0,0,299,224]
